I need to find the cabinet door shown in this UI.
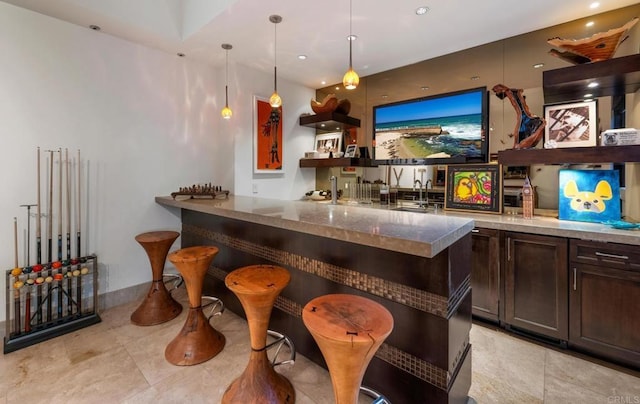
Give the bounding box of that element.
[570,259,640,368]
[504,232,568,340]
[471,228,500,322]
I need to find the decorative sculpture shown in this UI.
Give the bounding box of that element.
[492,84,546,150]
[310,94,351,115]
[547,17,638,65]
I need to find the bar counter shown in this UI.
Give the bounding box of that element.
[156,195,475,404]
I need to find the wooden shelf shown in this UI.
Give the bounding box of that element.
[543,54,640,103]
[299,157,375,168]
[299,112,360,131]
[497,145,640,165]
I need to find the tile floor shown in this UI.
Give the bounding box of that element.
[1,288,639,404]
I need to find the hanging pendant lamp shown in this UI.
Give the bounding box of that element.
[269,15,283,108]
[343,0,359,90]
[221,43,233,119]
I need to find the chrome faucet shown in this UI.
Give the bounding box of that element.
[413,179,425,208]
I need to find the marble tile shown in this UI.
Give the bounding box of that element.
[545,349,640,399]
[470,325,546,401]
[4,296,639,404]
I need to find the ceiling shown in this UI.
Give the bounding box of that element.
[3,0,638,89]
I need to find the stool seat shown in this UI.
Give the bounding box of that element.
[165,246,225,366]
[222,265,295,404]
[131,231,182,326]
[303,294,394,404]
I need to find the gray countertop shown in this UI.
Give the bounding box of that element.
[155,195,475,258]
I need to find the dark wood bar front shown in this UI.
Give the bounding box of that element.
[157,196,474,404]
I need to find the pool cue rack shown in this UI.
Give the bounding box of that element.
[3,255,100,354]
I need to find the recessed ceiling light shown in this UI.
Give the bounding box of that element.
[177,53,185,57]
[470,76,480,81]
[298,55,307,60]
[320,123,326,127]
[590,2,600,9]
[347,35,357,41]
[321,81,326,85]
[584,93,593,98]
[89,25,101,31]
[586,21,594,27]
[533,63,544,69]
[335,86,340,90]
[381,94,389,98]
[415,6,429,15]
[588,82,599,88]
[421,86,429,91]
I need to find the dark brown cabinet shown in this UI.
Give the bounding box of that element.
[471,228,500,322]
[569,239,640,368]
[504,232,568,341]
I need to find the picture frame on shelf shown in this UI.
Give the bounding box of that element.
[543,99,597,149]
[444,163,503,214]
[314,132,342,158]
[344,144,358,158]
[253,95,283,173]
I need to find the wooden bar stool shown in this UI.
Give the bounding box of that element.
[222,265,295,404]
[165,246,225,366]
[131,231,183,326]
[302,294,394,404]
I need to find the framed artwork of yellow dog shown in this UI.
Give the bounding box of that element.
[558,169,621,223]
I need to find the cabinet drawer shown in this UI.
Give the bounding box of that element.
[570,239,640,271]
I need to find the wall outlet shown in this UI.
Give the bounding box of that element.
[252,183,258,194]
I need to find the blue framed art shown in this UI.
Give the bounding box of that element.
[558,169,620,223]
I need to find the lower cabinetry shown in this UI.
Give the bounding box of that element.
[504,232,568,341]
[470,229,640,369]
[569,239,640,368]
[471,228,500,322]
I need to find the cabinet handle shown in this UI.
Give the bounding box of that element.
[573,268,577,291]
[507,237,511,261]
[595,251,629,260]
[471,229,480,233]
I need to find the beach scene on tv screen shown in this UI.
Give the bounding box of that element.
[374,90,484,160]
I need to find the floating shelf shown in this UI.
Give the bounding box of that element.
[299,157,375,168]
[299,112,361,131]
[543,54,640,103]
[497,145,640,165]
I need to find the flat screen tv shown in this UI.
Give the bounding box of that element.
[372,86,489,165]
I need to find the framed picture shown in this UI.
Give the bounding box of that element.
[314,132,342,158]
[558,169,620,223]
[544,100,597,148]
[254,95,283,173]
[344,144,358,157]
[444,164,503,214]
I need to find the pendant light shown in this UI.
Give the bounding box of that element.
[269,15,283,108]
[343,0,359,90]
[221,43,233,119]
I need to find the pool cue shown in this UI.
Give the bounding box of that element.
[24,285,31,333]
[19,204,37,267]
[65,149,71,260]
[76,149,82,314]
[66,149,72,316]
[57,148,63,319]
[77,149,81,260]
[47,149,54,264]
[57,148,62,262]
[36,147,42,265]
[46,149,54,322]
[14,217,21,334]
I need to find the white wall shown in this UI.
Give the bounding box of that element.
[0,2,315,323]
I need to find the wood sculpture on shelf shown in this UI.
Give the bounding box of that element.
[547,17,638,65]
[492,84,546,150]
[310,94,351,115]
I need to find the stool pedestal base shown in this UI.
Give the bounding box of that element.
[131,280,182,326]
[222,350,295,404]
[164,307,225,366]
